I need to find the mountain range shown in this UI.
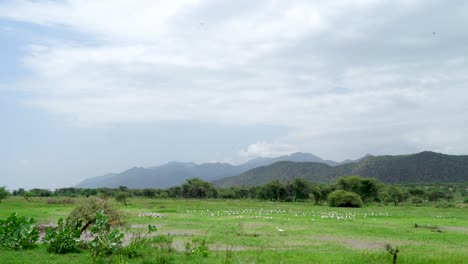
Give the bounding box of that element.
[76,152,348,189]
[76,151,468,189]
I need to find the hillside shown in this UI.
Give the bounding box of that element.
[76,152,341,189]
[213,151,468,187]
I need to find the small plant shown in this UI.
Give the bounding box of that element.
[184,237,210,257]
[151,235,175,264]
[89,211,125,257]
[121,224,157,258]
[385,243,399,264]
[43,218,81,254]
[0,213,39,250]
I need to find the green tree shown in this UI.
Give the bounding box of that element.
[337,176,380,203]
[258,180,287,201]
[115,192,129,205]
[328,190,363,207]
[290,178,311,201]
[182,178,218,199]
[0,187,9,204]
[387,186,404,206]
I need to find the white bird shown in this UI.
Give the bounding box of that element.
[276,226,284,232]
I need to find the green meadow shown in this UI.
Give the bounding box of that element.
[0,196,467,264]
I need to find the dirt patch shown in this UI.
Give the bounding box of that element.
[163,229,204,236]
[130,224,164,229]
[316,235,386,250]
[440,226,468,232]
[170,240,256,252]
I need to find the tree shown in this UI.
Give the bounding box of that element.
[327,190,363,207]
[0,187,9,204]
[258,180,287,201]
[115,192,129,205]
[182,178,218,199]
[337,176,380,203]
[290,178,311,201]
[387,186,404,206]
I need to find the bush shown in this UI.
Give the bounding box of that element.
[43,218,81,254]
[0,213,39,250]
[327,190,363,207]
[89,211,124,257]
[411,196,424,205]
[0,186,9,204]
[120,224,157,258]
[66,196,125,234]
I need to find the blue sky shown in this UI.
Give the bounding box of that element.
[1,0,468,190]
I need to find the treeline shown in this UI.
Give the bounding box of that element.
[7,176,467,206]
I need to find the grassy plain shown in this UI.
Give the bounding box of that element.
[0,196,467,263]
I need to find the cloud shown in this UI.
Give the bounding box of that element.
[1,0,468,159]
[239,142,298,158]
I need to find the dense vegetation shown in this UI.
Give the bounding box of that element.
[6,176,467,208]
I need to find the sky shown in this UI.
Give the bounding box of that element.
[1,0,468,190]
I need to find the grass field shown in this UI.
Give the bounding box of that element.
[0,196,467,263]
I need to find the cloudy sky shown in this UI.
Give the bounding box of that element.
[1,0,468,190]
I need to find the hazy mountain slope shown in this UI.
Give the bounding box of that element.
[213,151,468,187]
[76,152,338,189]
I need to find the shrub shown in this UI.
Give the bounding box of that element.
[120,224,157,258]
[89,211,125,257]
[327,190,363,207]
[410,196,424,205]
[66,196,125,234]
[115,192,129,206]
[0,213,39,250]
[0,186,9,204]
[43,218,81,254]
[185,237,210,257]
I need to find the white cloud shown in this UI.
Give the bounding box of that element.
[239,142,298,158]
[1,0,468,159]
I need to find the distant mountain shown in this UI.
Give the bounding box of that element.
[213,151,468,187]
[76,152,341,189]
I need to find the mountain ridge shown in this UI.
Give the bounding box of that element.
[76,152,345,189]
[213,151,468,186]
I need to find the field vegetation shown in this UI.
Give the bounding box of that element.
[0,177,467,263]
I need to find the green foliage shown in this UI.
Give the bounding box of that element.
[411,196,424,205]
[89,211,125,257]
[185,237,210,257]
[257,180,288,201]
[385,244,399,264]
[387,186,404,206]
[23,192,33,200]
[337,176,380,202]
[120,224,157,258]
[182,178,218,198]
[150,235,175,264]
[0,186,9,204]
[115,192,129,206]
[43,218,81,254]
[0,213,39,250]
[327,190,363,207]
[66,196,125,234]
